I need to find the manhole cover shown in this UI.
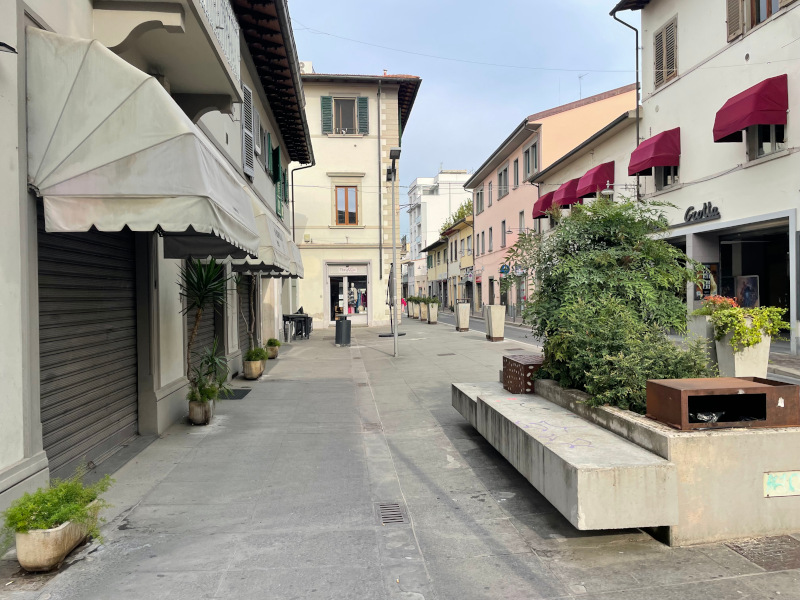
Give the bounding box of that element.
[362,422,382,432]
[727,536,800,571]
[437,353,456,356]
[376,502,407,525]
[227,389,252,400]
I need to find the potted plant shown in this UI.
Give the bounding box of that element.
[427,297,440,324]
[690,295,739,365]
[407,296,418,319]
[1,471,112,572]
[419,298,429,321]
[266,338,281,359]
[710,305,787,377]
[243,346,268,379]
[187,338,232,425]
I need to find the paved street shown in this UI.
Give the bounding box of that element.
[427,310,543,346]
[3,320,800,600]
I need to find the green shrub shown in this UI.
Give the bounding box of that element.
[266,338,282,347]
[244,347,268,361]
[710,306,788,352]
[187,338,231,403]
[2,470,113,552]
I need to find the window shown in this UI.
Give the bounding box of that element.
[321,96,368,134]
[460,239,465,257]
[523,149,531,178]
[519,210,525,232]
[334,98,356,134]
[501,221,507,248]
[488,227,493,252]
[335,186,358,225]
[513,159,519,188]
[437,251,441,265]
[751,0,780,27]
[654,18,677,89]
[498,166,509,199]
[475,187,484,214]
[533,219,541,234]
[655,166,680,191]
[747,124,786,159]
[481,232,485,255]
[467,235,472,253]
[488,182,493,206]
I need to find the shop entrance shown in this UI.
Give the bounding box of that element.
[329,269,369,326]
[719,228,789,310]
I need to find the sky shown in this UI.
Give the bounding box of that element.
[288,1,640,235]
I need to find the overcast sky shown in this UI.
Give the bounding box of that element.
[289,1,640,233]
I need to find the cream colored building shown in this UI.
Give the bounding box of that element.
[292,71,421,327]
[0,0,311,509]
[442,216,475,308]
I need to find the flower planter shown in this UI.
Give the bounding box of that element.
[456,303,470,332]
[428,303,438,324]
[688,314,718,365]
[419,302,428,321]
[243,360,263,380]
[188,399,214,425]
[715,332,771,378]
[267,346,279,359]
[15,504,99,572]
[485,305,505,342]
[410,303,418,319]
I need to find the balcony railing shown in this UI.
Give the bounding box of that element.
[198,0,241,82]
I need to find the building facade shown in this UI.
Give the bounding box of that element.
[466,86,636,313]
[293,70,421,327]
[423,238,449,301]
[441,216,475,309]
[0,0,310,510]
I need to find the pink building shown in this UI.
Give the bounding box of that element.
[465,85,637,313]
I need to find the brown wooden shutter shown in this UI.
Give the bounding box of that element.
[241,84,255,178]
[727,0,743,41]
[665,20,677,82]
[654,29,665,88]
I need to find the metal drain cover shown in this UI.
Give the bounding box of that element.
[362,422,382,432]
[727,536,800,571]
[504,348,525,351]
[376,502,407,525]
[437,353,456,356]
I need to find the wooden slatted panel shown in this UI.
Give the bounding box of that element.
[727,0,744,40]
[654,29,665,88]
[239,277,252,353]
[38,215,138,479]
[664,20,677,82]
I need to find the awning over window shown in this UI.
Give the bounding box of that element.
[713,74,788,143]
[628,128,681,176]
[231,188,294,276]
[288,242,304,279]
[577,162,615,198]
[532,192,555,219]
[553,179,581,207]
[26,28,259,259]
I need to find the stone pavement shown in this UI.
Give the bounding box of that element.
[2,321,800,599]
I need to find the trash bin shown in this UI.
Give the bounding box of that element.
[335,315,351,347]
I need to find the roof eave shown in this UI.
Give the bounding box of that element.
[464,120,540,189]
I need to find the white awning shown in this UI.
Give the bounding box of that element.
[26,28,259,259]
[231,189,293,275]
[288,242,304,279]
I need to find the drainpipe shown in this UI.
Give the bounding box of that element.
[377,80,383,279]
[290,161,315,242]
[611,8,641,200]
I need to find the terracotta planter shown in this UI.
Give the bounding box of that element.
[15,504,99,572]
[243,360,262,380]
[267,346,279,359]
[428,303,438,324]
[419,302,428,321]
[485,305,505,342]
[715,332,771,378]
[688,314,717,365]
[456,303,470,332]
[188,399,214,425]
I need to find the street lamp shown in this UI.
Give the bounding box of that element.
[389,147,401,357]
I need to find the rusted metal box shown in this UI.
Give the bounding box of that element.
[502,354,544,394]
[646,377,800,430]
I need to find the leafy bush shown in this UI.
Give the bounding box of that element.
[503,197,709,413]
[266,338,282,347]
[709,306,788,352]
[244,347,268,361]
[2,470,112,552]
[439,199,473,235]
[692,295,738,316]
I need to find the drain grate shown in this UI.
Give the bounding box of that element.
[727,536,800,571]
[362,422,382,432]
[357,383,369,387]
[227,389,252,400]
[437,353,456,356]
[504,348,525,352]
[377,502,407,525]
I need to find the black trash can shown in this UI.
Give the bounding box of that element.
[335,315,351,347]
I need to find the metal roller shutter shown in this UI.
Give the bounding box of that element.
[186,270,223,371]
[239,277,252,353]
[38,215,139,480]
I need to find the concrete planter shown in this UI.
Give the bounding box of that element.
[15,504,99,571]
[485,305,505,342]
[243,360,263,380]
[410,303,419,319]
[715,332,771,378]
[188,399,214,425]
[419,302,428,321]
[267,346,279,359]
[456,303,470,332]
[688,314,717,365]
[427,303,438,324]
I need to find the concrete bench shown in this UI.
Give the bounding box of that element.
[452,382,678,531]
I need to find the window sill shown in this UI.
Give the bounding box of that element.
[646,182,684,199]
[744,148,790,169]
[326,133,367,138]
[329,225,366,229]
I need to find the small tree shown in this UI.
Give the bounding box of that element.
[439,198,473,235]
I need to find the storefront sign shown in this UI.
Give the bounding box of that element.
[695,263,719,300]
[684,202,720,225]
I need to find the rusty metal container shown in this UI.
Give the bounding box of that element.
[502,354,544,394]
[646,377,800,430]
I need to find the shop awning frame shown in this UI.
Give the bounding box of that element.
[628,127,681,176]
[713,74,789,143]
[553,178,581,207]
[532,191,555,219]
[577,162,615,198]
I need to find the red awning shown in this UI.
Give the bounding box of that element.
[553,178,580,207]
[628,128,681,176]
[532,191,555,219]
[713,74,788,143]
[576,161,615,198]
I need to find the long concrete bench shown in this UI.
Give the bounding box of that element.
[452,382,678,531]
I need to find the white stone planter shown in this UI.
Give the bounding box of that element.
[428,303,438,324]
[456,303,470,332]
[688,314,718,365]
[715,332,771,378]
[188,399,214,425]
[419,302,428,321]
[15,504,99,572]
[485,305,505,342]
[267,346,278,359]
[411,303,419,319]
[243,360,262,380]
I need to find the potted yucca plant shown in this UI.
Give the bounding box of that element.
[187,339,233,425]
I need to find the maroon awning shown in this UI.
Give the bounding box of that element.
[576,162,615,198]
[532,191,555,219]
[713,74,788,143]
[553,179,580,207]
[628,128,681,176]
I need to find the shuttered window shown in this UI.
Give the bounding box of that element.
[357,97,369,134]
[727,0,744,40]
[254,110,262,156]
[242,84,255,177]
[321,96,333,134]
[266,132,273,179]
[654,18,678,89]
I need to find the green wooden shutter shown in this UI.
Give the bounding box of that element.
[266,132,273,178]
[321,96,333,134]
[357,97,369,134]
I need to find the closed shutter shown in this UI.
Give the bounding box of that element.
[727,0,744,40]
[242,84,255,177]
[254,110,262,156]
[266,132,273,178]
[664,20,677,82]
[238,277,252,352]
[38,213,138,479]
[654,29,665,88]
[321,96,333,134]
[357,97,369,134]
